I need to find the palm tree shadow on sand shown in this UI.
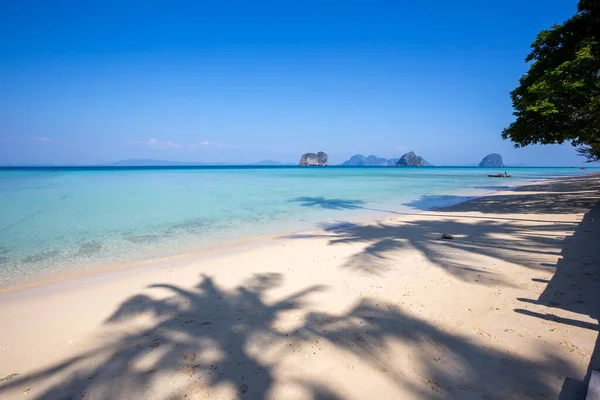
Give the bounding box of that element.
[286,176,600,281]
[287,216,575,281]
[514,201,600,399]
[1,176,598,399]
[0,272,578,399]
[284,175,600,398]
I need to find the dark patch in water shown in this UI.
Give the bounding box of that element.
[0,256,9,264]
[288,196,366,210]
[474,185,511,191]
[170,218,210,232]
[124,234,164,244]
[404,195,475,211]
[0,246,10,255]
[75,241,102,257]
[22,250,60,263]
[124,219,211,244]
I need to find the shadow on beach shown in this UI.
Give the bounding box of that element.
[286,174,600,397]
[286,176,600,278]
[434,175,599,215]
[288,176,598,218]
[515,199,600,399]
[0,175,598,399]
[0,271,575,399]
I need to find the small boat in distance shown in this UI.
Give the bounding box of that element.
[489,173,511,178]
[580,167,587,170]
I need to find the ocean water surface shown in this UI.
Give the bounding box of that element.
[0,166,595,287]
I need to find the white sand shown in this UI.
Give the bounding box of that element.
[0,174,598,399]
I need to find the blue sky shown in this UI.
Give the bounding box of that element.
[0,0,593,166]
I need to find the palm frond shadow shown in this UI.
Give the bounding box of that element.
[436,175,600,215]
[0,273,575,399]
[300,217,569,284]
[2,176,597,399]
[289,175,600,282]
[515,200,600,398]
[298,298,573,398]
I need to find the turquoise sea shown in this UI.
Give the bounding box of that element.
[0,166,596,287]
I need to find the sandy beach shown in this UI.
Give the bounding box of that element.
[0,174,598,399]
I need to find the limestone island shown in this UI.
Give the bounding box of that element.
[298,152,328,166]
[395,151,432,167]
[479,153,504,167]
[341,154,399,166]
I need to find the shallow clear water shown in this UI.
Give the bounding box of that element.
[0,166,595,287]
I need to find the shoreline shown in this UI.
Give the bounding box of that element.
[0,173,598,398]
[0,173,592,298]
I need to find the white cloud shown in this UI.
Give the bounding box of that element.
[187,140,212,149]
[146,138,182,149]
[166,141,181,149]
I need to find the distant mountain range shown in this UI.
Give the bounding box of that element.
[110,159,294,166]
[341,155,399,166]
[0,156,578,168]
[252,160,295,166]
[340,152,432,167]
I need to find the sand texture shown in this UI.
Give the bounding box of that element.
[0,174,599,399]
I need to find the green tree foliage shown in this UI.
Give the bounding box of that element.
[502,0,600,161]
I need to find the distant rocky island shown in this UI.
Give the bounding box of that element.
[109,153,512,168]
[341,154,399,166]
[298,152,328,166]
[340,152,431,167]
[395,151,432,167]
[479,153,504,167]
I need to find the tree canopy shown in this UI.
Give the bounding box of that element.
[502,0,600,161]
